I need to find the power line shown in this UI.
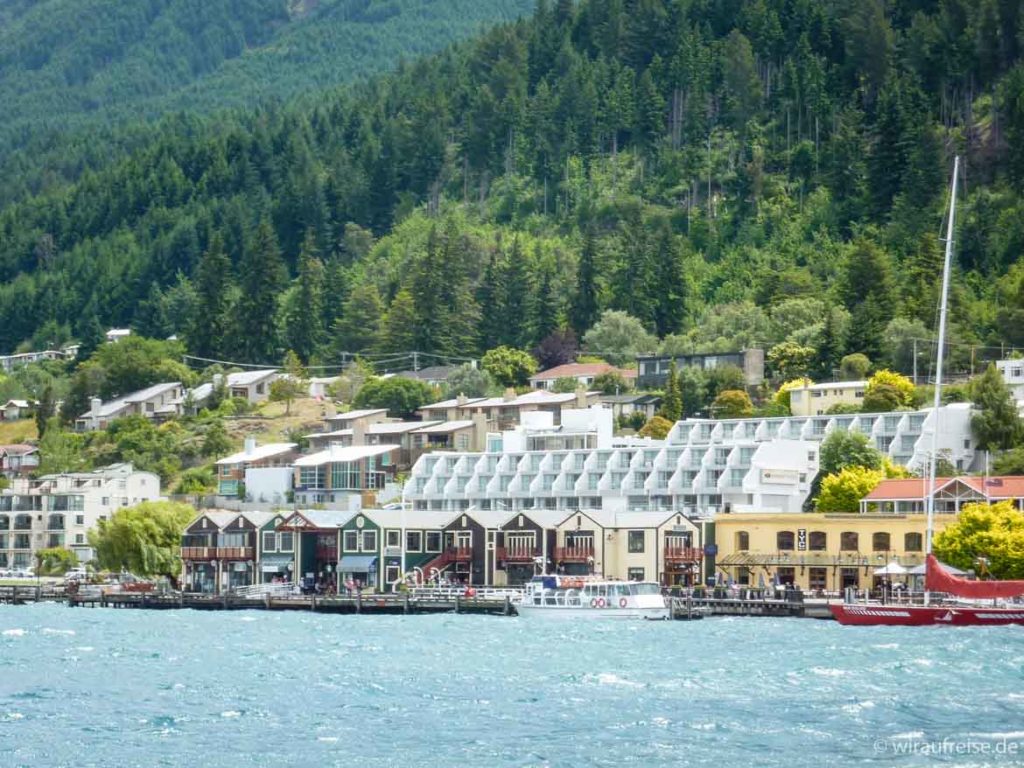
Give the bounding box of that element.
[181,351,477,375]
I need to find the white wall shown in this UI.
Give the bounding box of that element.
[244,467,292,505]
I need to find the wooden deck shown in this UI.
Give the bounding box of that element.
[68,591,517,616]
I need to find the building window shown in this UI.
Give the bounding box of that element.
[75,515,84,526]
[278,532,293,552]
[425,531,442,552]
[776,531,795,551]
[361,530,377,552]
[872,532,891,552]
[904,532,923,552]
[386,530,400,548]
[808,567,827,591]
[627,567,645,581]
[736,531,749,551]
[406,531,422,552]
[262,532,276,552]
[809,531,827,551]
[840,532,859,551]
[343,531,359,551]
[627,530,645,553]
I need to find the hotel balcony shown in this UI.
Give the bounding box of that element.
[554,545,594,563]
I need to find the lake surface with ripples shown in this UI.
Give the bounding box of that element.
[2,603,1024,766]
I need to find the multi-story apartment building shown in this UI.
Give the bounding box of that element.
[405,404,978,519]
[787,380,866,416]
[0,463,160,568]
[292,444,401,508]
[996,358,1024,402]
[636,349,765,389]
[214,439,298,499]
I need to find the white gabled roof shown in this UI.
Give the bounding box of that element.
[79,381,181,419]
[500,508,572,529]
[369,420,441,435]
[304,429,353,440]
[419,397,487,411]
[293,444,399,467]
[227,369,278,387]
[798,380,867,392]
[363,508,454,530]
[215,443,297,466]
[326,408,388,422]
[413,420,474,434]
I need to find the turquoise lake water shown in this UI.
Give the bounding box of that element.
[2,605,1024,767]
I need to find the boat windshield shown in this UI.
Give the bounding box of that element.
[633,583,661,596]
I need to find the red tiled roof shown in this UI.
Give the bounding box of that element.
[531,363,637,381]
[865,476,1024,500]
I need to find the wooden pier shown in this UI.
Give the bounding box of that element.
[68,591,517,616]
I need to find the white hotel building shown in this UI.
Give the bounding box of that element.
[0,463,161,568]
[405,404,978,519]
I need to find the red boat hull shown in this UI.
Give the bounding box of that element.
[830,603,1024,626]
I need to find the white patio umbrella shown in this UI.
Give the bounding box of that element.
[874,561,908,576]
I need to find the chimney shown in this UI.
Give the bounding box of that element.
[244,437,256,456]
[503,387,516,402]
[90,397,102,416]
[472,412,488,452]
[212,373,223,388]
[352,419,366,446]
[575,385,587,408]
[457,393,468,407]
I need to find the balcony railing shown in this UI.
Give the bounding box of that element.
[181,546,216,560]
[664,546,704,565]
[554,545,594,563]
[217,547,254,560]
[315,545,338,562]
[497,545,539,563]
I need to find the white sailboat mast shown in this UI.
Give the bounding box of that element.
[926,155,959,557]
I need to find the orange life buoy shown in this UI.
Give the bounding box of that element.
[619,597,628,608]
[465,587,476,597]
[596,597,606,608]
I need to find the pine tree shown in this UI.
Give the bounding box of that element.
[283,229,326,362]
[499,236,533,348]
[814,307,847,380]
[659,360,682,421]
[971,364,1023,450]
[236,219,287,363]
[331,283,384,357]
[840,239,895,361]
[571,228,600,335]
[411,227,447,353]
[476,249,504,351]
[652,220,686,336]
[378,289,417,354]
[531,254,562,344]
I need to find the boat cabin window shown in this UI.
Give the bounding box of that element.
[634,583,661,596]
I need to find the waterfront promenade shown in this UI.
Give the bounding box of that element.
[1,583,834,619]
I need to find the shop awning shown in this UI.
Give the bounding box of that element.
[338,555,377,572]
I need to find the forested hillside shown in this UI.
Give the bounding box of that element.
[0,0,533,201]
[2,0,1024,383]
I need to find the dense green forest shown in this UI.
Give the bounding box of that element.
[0,0,534,201]
[2,0,1024,385]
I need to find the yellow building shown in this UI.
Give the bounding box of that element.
[713,513,955,593]
[788,380,866,416]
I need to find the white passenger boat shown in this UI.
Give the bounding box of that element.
[514,575,670,620]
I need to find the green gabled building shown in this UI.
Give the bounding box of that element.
[257,512,295,584]
[360,508,456,591]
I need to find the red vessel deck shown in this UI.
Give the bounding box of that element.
[830,603,1024,626]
